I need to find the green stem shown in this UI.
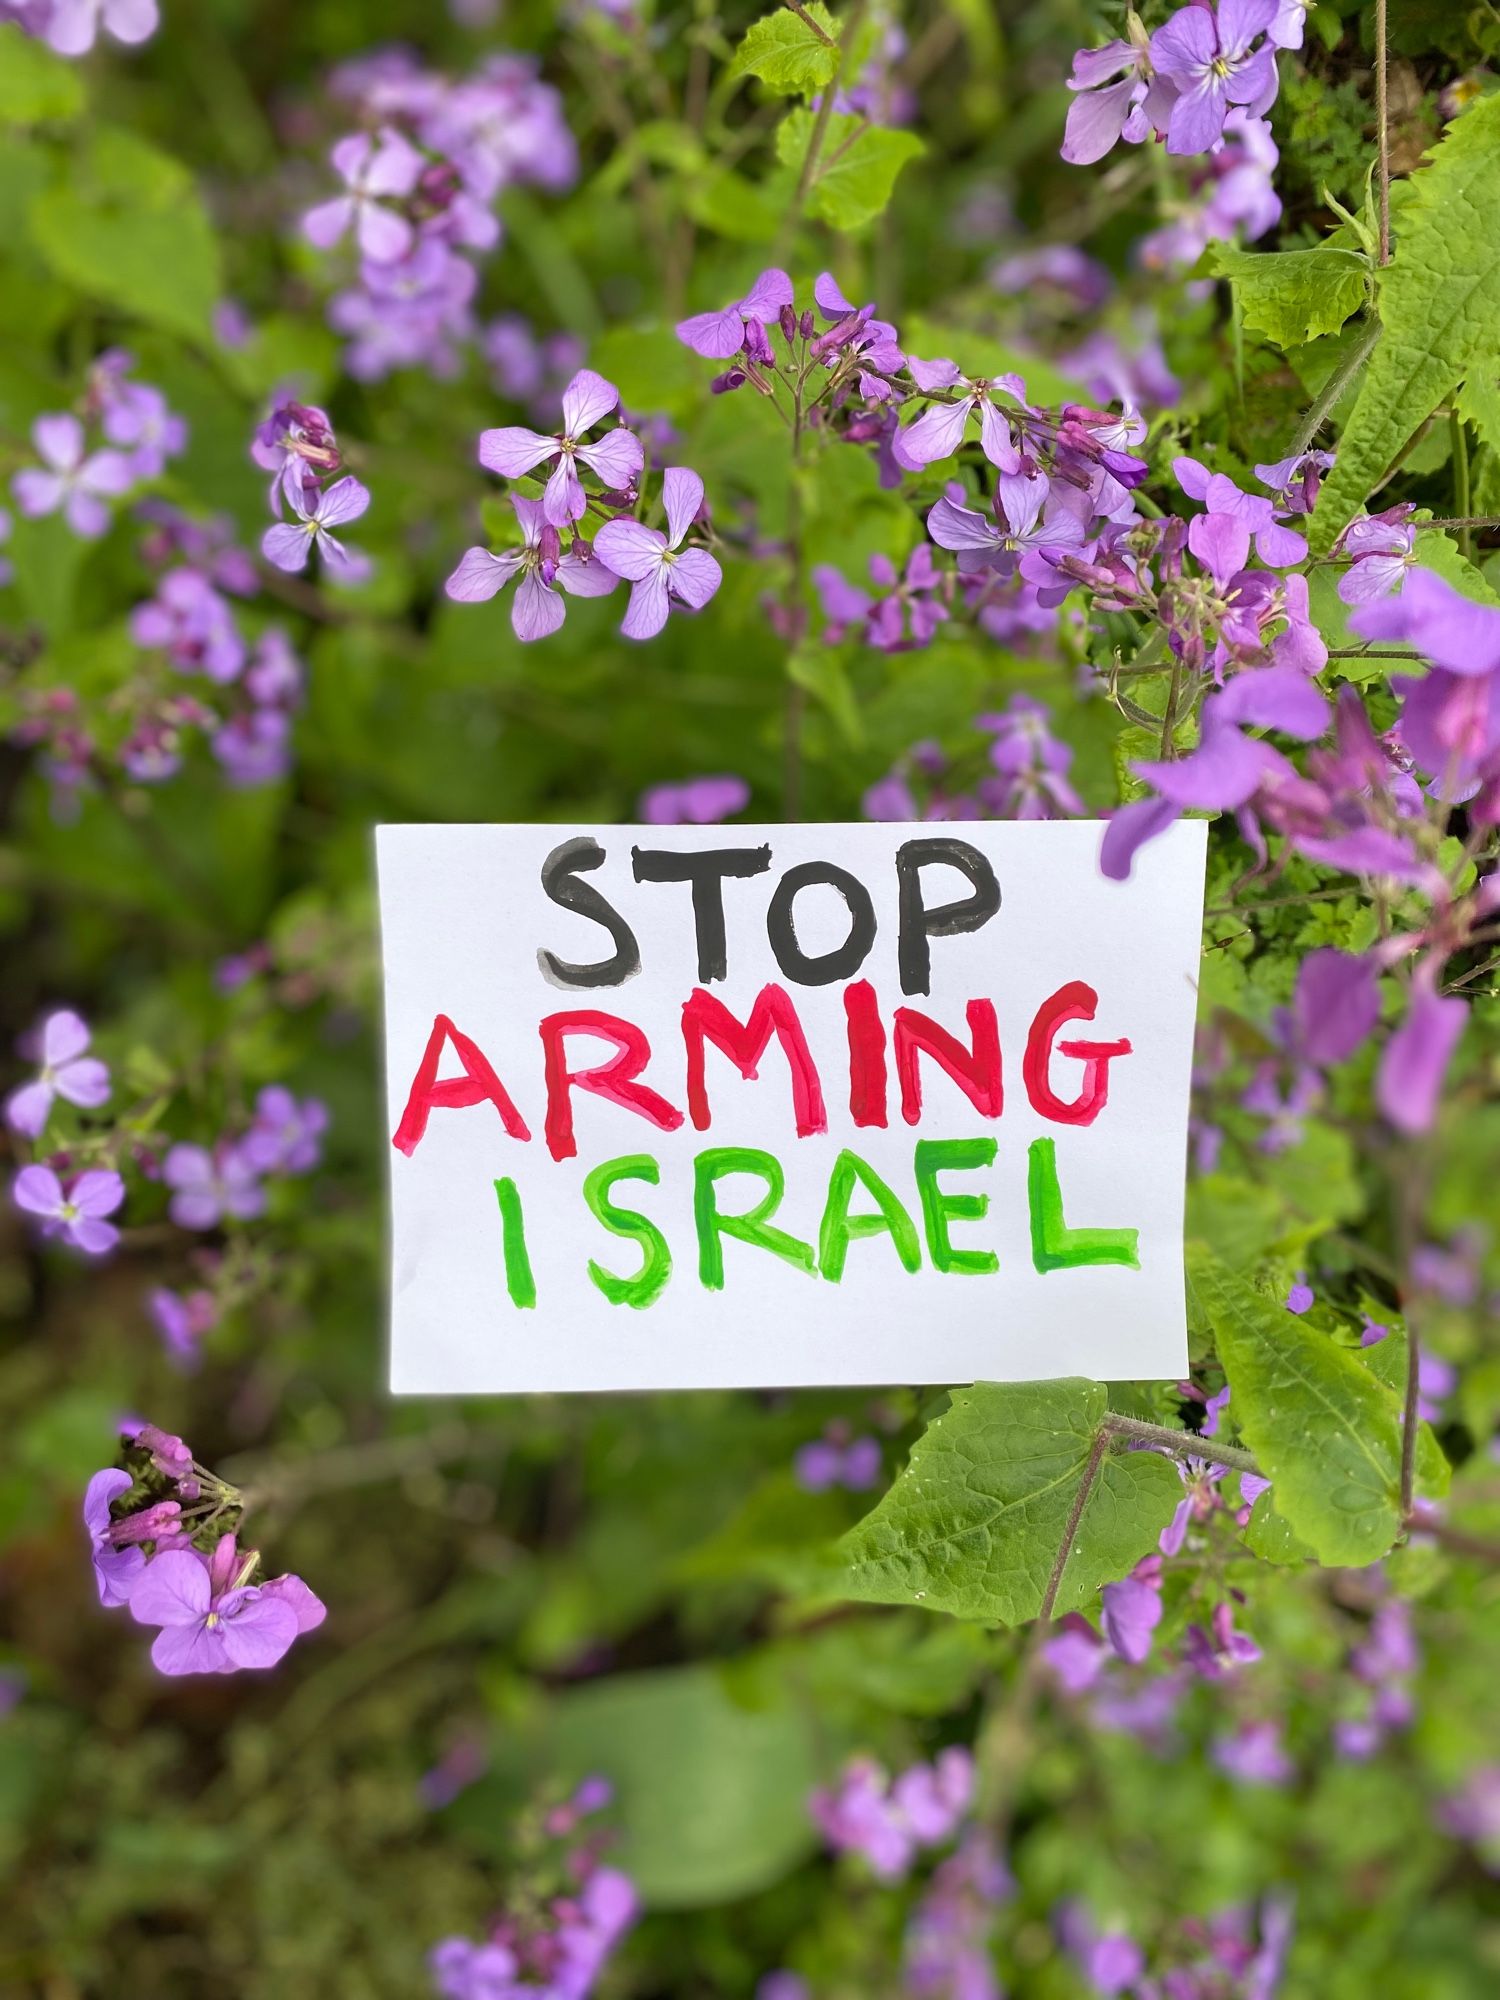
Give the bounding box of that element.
[1285,316,1382,461]
[1451,411,1473,561]
[1101,1412,1262,1478]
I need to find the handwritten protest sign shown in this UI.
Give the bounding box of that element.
[377,820,1206,1393]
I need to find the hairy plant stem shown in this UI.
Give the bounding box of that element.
[1375,0,1392,266]
[1451,412,1473,560]
[1285,316,1382,461]
[1100,1412,1262,1478]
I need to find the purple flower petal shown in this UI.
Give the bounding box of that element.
[477,426,559,479]
[129,1549,213,1629]
[1377,983,1466,1135]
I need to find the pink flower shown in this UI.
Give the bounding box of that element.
[162,1142,265,1229]
[12,414,132,540]
[262,475,371,576]
[83,1469,145,1607]
[676,268,794,359]
[12,1165,125,1254]
[303,130,423,263]
[478,369,644,527]
[128,1535,325,1676]
[45,0,158,57]
[445,495,619,642]
[593,469,722,640]
[5,1009,111,1137]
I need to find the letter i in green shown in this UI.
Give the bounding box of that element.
[494,1176,537,1308]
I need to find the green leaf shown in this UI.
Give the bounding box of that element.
[0,23,83,125]
[732,6,840,94]
[1244,1490,1315,1566]
[1310,95,1500,553]
[1189,1247,1448,1566]
[776,109,923,230]
[1209,245,1368,349]
[833,1381,1182,1626]
[30,126,222,343]
[787,641,864,746]
[551,1664,820,1907]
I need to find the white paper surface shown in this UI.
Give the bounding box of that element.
[377,820,1206,1393]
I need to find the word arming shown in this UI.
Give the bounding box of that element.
[392,978,1132,1164]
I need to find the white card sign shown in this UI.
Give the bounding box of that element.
[377,820,1206,1394]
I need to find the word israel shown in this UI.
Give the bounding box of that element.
[377,822,1205,1392]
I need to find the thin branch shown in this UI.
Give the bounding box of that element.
[785,0,836,45]
[1101,1412,1262,1478]
[1375,0,1392,266]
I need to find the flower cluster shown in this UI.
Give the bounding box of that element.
[864,699,1083,823]
[11,350,186,542]
[1060,1894,1293,1999]
[810,1748,974,1881]
[1063,1,1298,165]
[84,1427,324,1676]
[794,1424,881,1492]
[429,1779,636,2000]
[446,368,721,642]
[301,49,576,381]
[6,1008,122,1254]
[163,1084,328,1231]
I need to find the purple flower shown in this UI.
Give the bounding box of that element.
[899,362,1029,471]
[1377,973,1466,1135]
[83,1468,146,1607]
[1062,28,1178,167]
[1182,1601,1261,1678]
[593,468,722,640]
[13,1165,125,1255]
[1437,1766,1500,1850]
[1100,1564,1163,1665]
[304,129,423,263]
[639,774,749,825]
[148,1286,218,1370]
[240,1086,329,1175]
[446,495,617,642]
[978,695,1084,818]
[1214,1720,1294,1786]
[1269,0,1311,49]
[927,474,1085,584]
[44,0,158,56]
[130,567,246,683]
[162,1142,266,1230]
[251,401,341,511]
[1338,515,1416,604]
[1351,565,1500,676]
[478,369,644,527]
[1173,456,1307,567]
[212,710,292,788]
[1290,948,1381,1066]
[101,382,187,481]
[5,1009,111,1137]
[676,268,794,359]
[796,1431,882,1492]
[12,414,132,540]
[128,1535,324,1676]
[1285,1277,1314,1314]
[262,474,371,576]
[1151,0,1281,156]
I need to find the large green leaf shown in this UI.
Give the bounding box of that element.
[1210,245,1368,349]
[30,126,221,343]
[551,1665,820,1907]
[833,1380,1182,1626]
[776,110,923,229]
[1189,1247,1449,1567]
[732,5,840,94]
[1310,94,1500,552]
